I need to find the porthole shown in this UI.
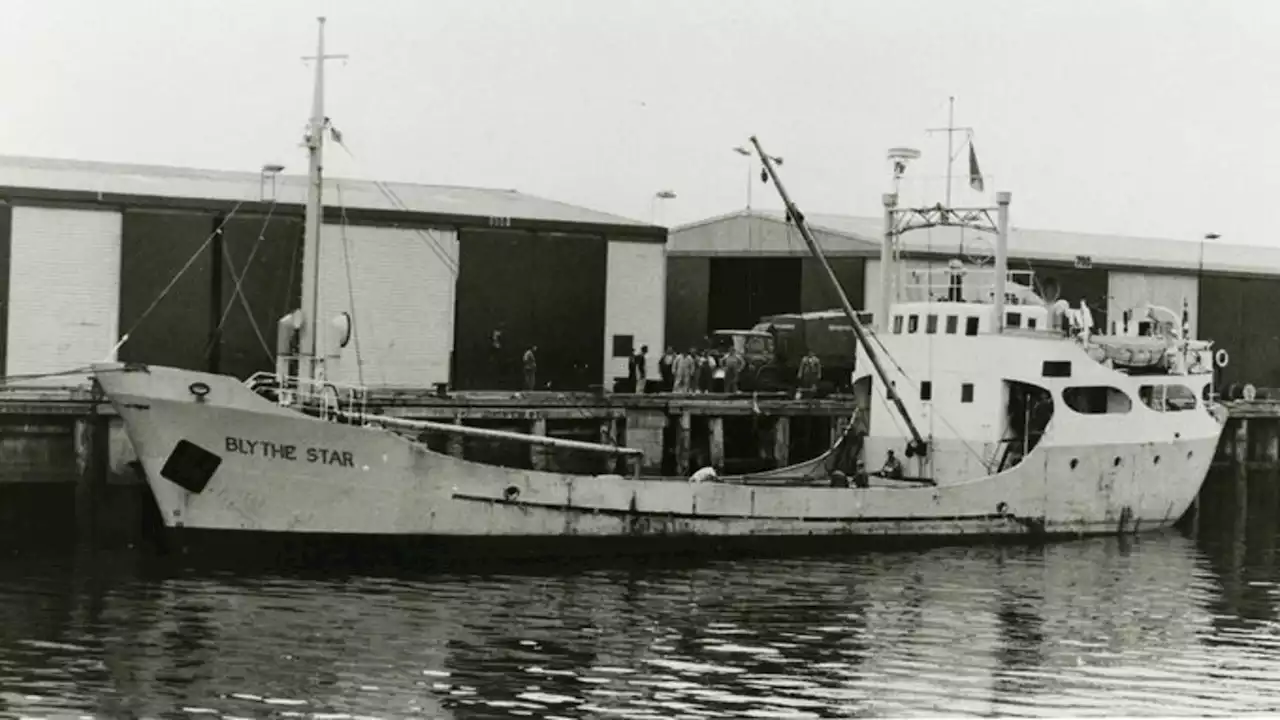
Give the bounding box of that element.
[1154,455,1161,465]
[1187,451,1194,460]
[1113,457,1122,467]
[1069,458,1079,470]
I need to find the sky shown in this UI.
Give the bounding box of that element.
[0,0,1275,245]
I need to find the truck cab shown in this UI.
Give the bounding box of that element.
[709,329,787,391]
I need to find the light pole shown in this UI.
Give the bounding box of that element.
[732,146,782,211]
[259,163,285,202]
[651,189,676,225]
[732,146,751,210]
[1200,232,1219,276]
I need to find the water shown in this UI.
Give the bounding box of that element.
[2,483,1280,717]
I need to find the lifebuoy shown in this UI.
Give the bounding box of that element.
[1215,348,1230,368]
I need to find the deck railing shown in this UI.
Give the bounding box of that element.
[901,266,1040,305]
[244,366,370,422]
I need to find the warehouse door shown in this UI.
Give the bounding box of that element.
[316,224,458,387]
[454,229,606,391]
[707,258,802,336]
[216,215,303,381]
[7,206,122,385]
[118,209,216,371]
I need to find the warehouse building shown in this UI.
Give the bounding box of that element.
[0,156,666,391]
[669,209,1280,391]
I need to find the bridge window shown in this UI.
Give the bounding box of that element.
[908,315,919,334]
[1042,361,1071,378]
[1063,386,1132,414]
[965,316,979,336]
[961,383,974,403]
[946,315,958,334]
[921,381,933,400]
[893,315,903,334]
[1027,317,1038,330]
[926,314,938,334]
[1139,384,1197,412]
[1006,311,1022,328]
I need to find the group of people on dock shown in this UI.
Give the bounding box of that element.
[629,345,821,395]
[628,346,745,394]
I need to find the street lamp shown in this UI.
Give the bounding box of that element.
[1199,232,1219,274]
[260,163,286,202]
[732,146,751,210]
[732,145,782,211]
[651,189,677,225]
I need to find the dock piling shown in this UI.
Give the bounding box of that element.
[1234,419,1249,530]
[773,417,791,467]
[446,416,465,458]
[600,418,619,473]
[676,412,692,476]
[709,417,725,469]
[73,402,108,545]
[530,417,549,470]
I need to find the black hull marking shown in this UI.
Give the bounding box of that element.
[451,491,1019,525]
[151,526,1157,572]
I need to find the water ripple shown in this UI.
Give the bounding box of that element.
[0,525,1277,717]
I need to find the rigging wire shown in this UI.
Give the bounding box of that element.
[118,200,247,346]
[368,177,460,276]
[0,361,204,389]
[870,208,996,471]
[284,226,300,332]
[336,183,366,387]
[328,135,459,277]
[321,128,623,453]
[0,365,97,388]
[203,199,280,364]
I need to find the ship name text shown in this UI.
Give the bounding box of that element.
[224,436,355,468]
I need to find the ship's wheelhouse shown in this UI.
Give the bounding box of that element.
[849,265,1219,486]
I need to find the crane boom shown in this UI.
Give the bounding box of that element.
[748,135,927,456]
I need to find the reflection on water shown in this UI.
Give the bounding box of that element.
[1,471,1280,717]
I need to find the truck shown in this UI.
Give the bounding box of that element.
[708,309,867,393]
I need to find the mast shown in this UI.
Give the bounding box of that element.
[926,96,972,208]
[880,193,896,331]
[748,136,927,456]
[992,191,1011,330]
[297,17,346,382]
[946,97,954,206]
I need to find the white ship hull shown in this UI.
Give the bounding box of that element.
[94,363,1221,563]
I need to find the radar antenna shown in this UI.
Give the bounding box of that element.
[887,146,921,196]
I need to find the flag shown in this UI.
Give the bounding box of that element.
[968,140,984,192]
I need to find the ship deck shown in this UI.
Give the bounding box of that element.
[0,383,1270,551]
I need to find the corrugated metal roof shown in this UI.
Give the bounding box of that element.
[667,210,879,256]
[0,155,651,228]
[672,209,1280,276]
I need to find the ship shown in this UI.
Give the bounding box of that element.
[91,18,1227,564]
